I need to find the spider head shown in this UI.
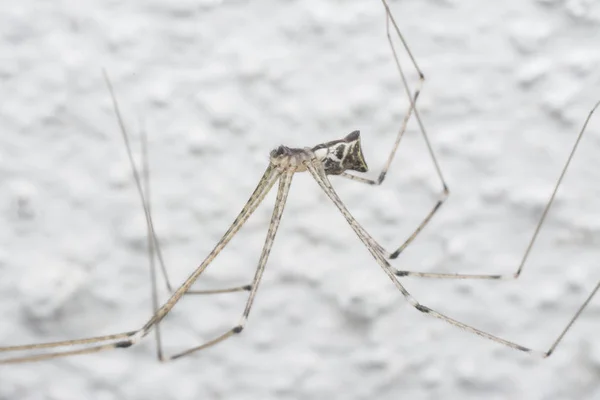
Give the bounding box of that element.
[269,145,309,170]
[270,145,290,159]
[311,130,368,175]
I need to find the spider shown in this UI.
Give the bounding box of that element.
[0,0,598,364]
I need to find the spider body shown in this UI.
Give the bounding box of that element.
[270,130,368,175]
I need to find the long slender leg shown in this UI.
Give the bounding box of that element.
[380,0,447,194]
[0,157,280,364]
[0,332,138,364]
[105,72,254,299]
[394,100,600,279]
[186,285,252,295]
[339,1,449,260]
[104,71,167,359]
[0,74,158,364]
[167,168,295,361]
[102,71,175,293]
[104,73,257,361]
[137,163,281,333]
[308,160,599,357]
[341,2,423,187]
[137,117,167,360]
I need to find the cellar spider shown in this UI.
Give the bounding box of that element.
[0,0,598,364]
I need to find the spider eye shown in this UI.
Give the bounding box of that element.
[270,146,286,158]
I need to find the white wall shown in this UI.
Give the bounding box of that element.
[1,0,600,399]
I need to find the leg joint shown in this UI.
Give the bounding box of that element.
[415,304,430,314]
[115,340,133,349]
[232,325,244,334]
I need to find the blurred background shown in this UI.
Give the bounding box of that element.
[1,0,600,399]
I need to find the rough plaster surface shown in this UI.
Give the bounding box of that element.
[1,1,600,399]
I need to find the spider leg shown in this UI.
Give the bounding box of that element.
[166,169,294,361]
[308,159,599,357]
[0,158,280,364]
[339,0,449,260]
[391,100,600,279]
[104,72,268,360]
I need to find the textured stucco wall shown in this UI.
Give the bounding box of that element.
[1,1,600,399]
